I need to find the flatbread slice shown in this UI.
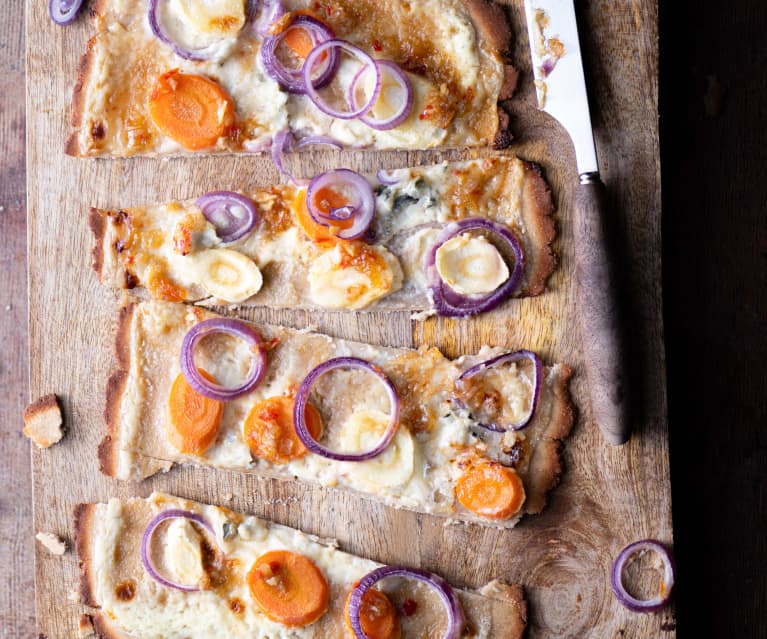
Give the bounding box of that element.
[100,300,575,527]
[75,492,527,638]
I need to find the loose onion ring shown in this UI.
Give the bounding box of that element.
[140,509,217,592]
[349,60,414,131]
[293,357,400,462]
[456,350,542,431]
[425,218,525,318]
[197,191,258,243]
[180,318,267,401]
[305,169,375,240]
[49,0,84,25]
[610,539,676,613]
[302,39,381,120]
[347,566,466,639]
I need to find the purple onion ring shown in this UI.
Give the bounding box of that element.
[253,0,284,36]
[349,60,414,131]
[305,169,375,240]
[294,135,344,150]
[261,14,338,93]
[611,540,675,613]
[140,510,217,592]
[180,318,267,401]
[348,566,466,639]
[49,0,84,25]
[302,39,381,120]
[456,350,542,431]
[293,357,400,462]
[197,191,258,243]
[425,218,524,318]
[375,169,402,186]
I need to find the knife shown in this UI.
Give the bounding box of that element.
[523,0,631,445]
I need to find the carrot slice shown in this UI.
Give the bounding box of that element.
[243,396,323,464]
[167,370,224,455]
[345,587,401,639]
[148,70,235,151]
[455,460,526,520]
[283,26,316,58]
[248,550,330,627]
[292,187,354,242]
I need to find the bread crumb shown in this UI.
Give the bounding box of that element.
[35,532,67,555]
[67,589,80,602]
[222,492,233,501]
[23,394,64,448]
[78,614,95,637]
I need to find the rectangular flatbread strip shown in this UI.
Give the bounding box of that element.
[91,156,556,314]
[68,0,518,157]
[100,300,575,528]
[75,492,527,638]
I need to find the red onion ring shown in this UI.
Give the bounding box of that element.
[148,0,252,61]
[293,357,400,462]
[302,40,381,120]
[180,319,267,401]
[197,191,258,243]
[456,350,542,431]
[424,218,524,318]
[375,169,402,186]
[270,129,308,185]
[261,15,338,93]
[254,0,284,36]
[294,135,343,150]
[349,60,414,131]
[140,510,216,592]
[49,0,84,25]
[348,566,465,639]
[611,540,675,613]
[305,169,375,240]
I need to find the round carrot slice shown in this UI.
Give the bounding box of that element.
[247,550,330,627]
[292,187,353,242]
[345,587,401,639]
[148,69,235,151]
[243,396,323,464]
[455,461,526,520]
[167,370,224,455]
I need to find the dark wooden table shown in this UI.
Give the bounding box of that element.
[1,1,764,637]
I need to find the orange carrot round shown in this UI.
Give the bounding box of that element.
[167,370,224,455]
[148,70,235,151]
[455,460,526,520]
[345,587,401,639]
[247,550,330,626]
[244,396,323,464]
[292,188,353,242]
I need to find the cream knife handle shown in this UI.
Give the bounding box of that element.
[574,174,631,445]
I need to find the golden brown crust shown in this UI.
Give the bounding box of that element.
[520,161,558,296]
[91,613,132,639]
[461,0,513,59]
[499,64,520,101]
[98,304,136,477]
[66,36,98,157]
[73,503,98,608]
[23,393,60,422]
[89,208,105,279]
[477,581,527,639]
[524,364,576,514]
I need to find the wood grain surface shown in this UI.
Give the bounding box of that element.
[25,1,674,638]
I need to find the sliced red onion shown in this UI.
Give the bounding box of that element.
[305,169,375,240]
[270,129,304,185]
[49,0,84,25]
[140,510,216,592]
[261,15,338,93]
[294,135,343,150]
[348,566,465,639]
[149,0,233,61]
[456,350,542,431]
[293,357,400,462]
[349,60,414,131]
[180,319,266,401]
[425,218,524,318]
[197,191,258,243]
[303,40,381,120]
[375,169,402,186]
[254,0,284,36]
[611,540,675,613]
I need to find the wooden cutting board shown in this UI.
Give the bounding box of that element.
[27,1,673,636]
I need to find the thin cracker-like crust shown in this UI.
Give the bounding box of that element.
[462,0,513,59]
[73,503,98,608]
[88,207,105,278]
[521,161,558,296]
[65,36,98,157]
[97,304,135,477]
[477,581,527,639]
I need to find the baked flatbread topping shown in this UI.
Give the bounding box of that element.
[100,300,574,527]
[68,0,518,156]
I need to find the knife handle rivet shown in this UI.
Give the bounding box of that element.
[579,171,601,185]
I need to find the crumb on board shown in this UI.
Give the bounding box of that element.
[67,589,80,602]
[23,394,64,448]
[222,492,233,501]
[35,532,67,555]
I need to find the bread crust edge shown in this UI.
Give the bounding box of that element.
[520,160,558,297]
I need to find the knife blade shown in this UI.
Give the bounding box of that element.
[523,0,631,445]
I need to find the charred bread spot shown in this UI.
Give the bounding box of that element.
[520,161,557,296]
[124,271,139,289]
[73,503,98,607]
[88,208,105,278]
[492,109,513,149]
[91,122,105,140]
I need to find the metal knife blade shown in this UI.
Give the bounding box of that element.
[523,0,632,446]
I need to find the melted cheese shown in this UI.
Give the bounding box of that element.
[435,233,509,295]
